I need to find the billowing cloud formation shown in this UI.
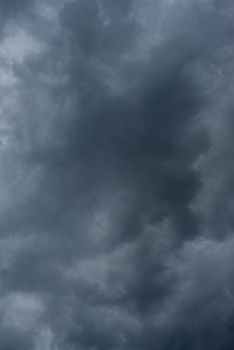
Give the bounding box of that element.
[1,0,234,349]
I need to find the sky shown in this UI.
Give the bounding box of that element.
[0,0,234,349]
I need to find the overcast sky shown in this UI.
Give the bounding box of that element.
[1,0,234,349]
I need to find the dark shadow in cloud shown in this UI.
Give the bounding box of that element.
[54,43,208,244]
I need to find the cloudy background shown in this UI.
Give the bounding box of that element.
[0,0,234,349]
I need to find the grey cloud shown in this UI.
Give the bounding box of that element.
[0,0,234,349]
[0,0,33,33]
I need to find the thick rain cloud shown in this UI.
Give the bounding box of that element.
[1,0,234,349]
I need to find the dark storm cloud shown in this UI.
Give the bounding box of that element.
[18,0,207,244]
[1,0,234,349]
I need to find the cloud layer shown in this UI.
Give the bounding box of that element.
[1,0,234,349]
